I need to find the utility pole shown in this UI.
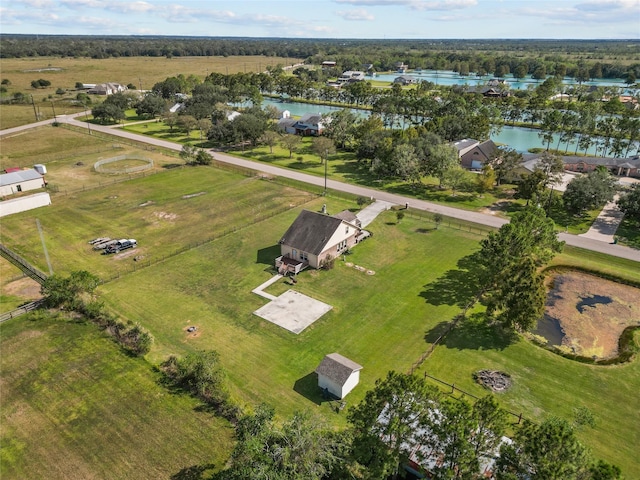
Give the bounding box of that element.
[31,95,39,121]
[36,219,53,276]
[324,149,328,196]
[50,101,57,123]
[83,102,92,135]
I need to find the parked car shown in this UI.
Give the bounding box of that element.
[104,239,137,254]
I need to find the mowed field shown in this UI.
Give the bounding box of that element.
[2,134,640,476]
[0,313,234,479]
[0,55,301,129]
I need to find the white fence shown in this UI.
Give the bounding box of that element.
[94,155,154,174]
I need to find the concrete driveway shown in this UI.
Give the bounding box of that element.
[356,200,396,228]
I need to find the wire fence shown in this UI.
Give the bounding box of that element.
[421,371,524,424]
[0,244,48,284]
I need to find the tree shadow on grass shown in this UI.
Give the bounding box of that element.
[293,372,323,405]
[256,244,281,266]
[425,313,518,351]
[420,253,485,309]
[170,463,217,480]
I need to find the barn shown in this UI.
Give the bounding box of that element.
[0,169,45,197]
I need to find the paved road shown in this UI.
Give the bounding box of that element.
[3,115,639,263]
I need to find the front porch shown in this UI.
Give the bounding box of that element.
[275,255,308,275]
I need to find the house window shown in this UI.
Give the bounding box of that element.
[300,251,308,261]
[346,226,349,234]
[16,185,22,192]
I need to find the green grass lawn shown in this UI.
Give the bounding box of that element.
[95,201,639,475]
[0,312,234,480]
[98,207,478,421]
[2,159,638,476]
[0,167,317,280]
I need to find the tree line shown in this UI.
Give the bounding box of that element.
[163,360,622,480]
[1,35,638,81]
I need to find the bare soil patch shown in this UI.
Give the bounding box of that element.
[539,272,640,359]
[2,276,41,303]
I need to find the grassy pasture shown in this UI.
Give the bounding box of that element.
[92,200,639,474]
[1,144,639,475]
[0,312,234,479]
[0,55,301,129]
[0,167,317,280]
[0,257,41,311]
[0,125,181,192]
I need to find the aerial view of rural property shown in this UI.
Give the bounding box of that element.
[1,1,639,479]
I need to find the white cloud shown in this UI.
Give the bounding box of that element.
[10,0,55,7]
[337,8,375,20]
[575,0,640,10]
[333,0,477,10]
[105,1,154,14]
[60,0,104,7]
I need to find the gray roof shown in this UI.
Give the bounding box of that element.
[315,353,363,386]
[453,138,479,153]
[461,139,498,163]
[332,209,358,224]
[277,118,297,128]
[279,210,343,255]
[562,156,640,168]
[0,169,43,187]
[296,113,323,125]
[519,154,640,172]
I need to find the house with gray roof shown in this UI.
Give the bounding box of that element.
[394,75,417,85]
[276,209,361,271]
[453,138,480,158]
[460,139,498,170]
[315,353,363,399]
[0,169,45,197]
[292,113,326,136]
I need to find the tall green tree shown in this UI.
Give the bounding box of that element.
[617,183,640,224]
[280,133,302,159]
[425,143,459,188]
[312,136,336,164]
[348,371,441,480]
[563,169,617,215]
[496,418,590,480]
[218,405,343,480]
[478,206,563,331]
[135,93,167,118]
[323,109,358,149]
[41,270,100,309]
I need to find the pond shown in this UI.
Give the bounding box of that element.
[534,272,640,360]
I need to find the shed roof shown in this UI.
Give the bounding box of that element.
[0,169,43,187]
[315,353,363,386]
[279,210,343,255]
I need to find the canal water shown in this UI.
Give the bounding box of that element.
[371,70,634,93]
[258,98,640,155]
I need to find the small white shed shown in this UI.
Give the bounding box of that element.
[315,353,363,399]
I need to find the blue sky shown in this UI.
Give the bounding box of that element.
[2,0,639,39]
